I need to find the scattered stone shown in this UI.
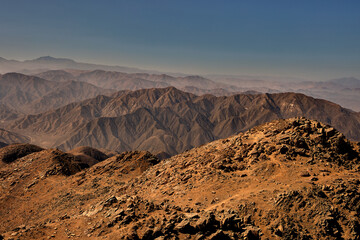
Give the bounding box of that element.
[299,172,311,177]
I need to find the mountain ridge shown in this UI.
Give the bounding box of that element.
[38,68,360,111]
[0,56,162,75]
[0,72,115,114]
[8,87,360,155]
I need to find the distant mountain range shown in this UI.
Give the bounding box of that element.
[328,77,360,88]
[0,56,149,74]
[1,56,359,111]
[36,69,229,91]
[4,87,359,156]
[35,68,360,112]
[0,67,359,156]
[0,70,237,118]
[210,75,360,111]
[0,72,115,115]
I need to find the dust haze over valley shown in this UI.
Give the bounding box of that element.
[1,1,360,239]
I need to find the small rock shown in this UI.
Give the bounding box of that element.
[174,219,194,233]
[242,225,261,240]
[300,172,311,177]
[103,196,117,207]
[208,230,230,240]
[279,145,289,154]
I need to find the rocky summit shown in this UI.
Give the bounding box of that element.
[0,117,359,239]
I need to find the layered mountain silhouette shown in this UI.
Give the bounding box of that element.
[211,75,360,111]
[9,87,360,155]
[36,69,230,93]
[0,73,114,114]
[2,56,360,110]
[1,118,359,239]
[37,68,360,111]
[0,56,145,74]
[329,77,360,88]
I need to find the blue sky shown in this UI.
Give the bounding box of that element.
[1,0,359,80]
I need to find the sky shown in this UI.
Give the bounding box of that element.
[0,0,360,80]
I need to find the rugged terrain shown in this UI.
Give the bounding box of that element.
[1,56,359,111]
[7,87,360,155]
[37,68,360,111]
[0,128,29,144]
[0,118,359,239]
[209,75,360,111]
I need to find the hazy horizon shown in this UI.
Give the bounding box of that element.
[1,0,360,81]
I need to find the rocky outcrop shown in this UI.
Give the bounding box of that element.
[0,118,359,239]
[0,143,43,163]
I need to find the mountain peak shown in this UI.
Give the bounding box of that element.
[2,72,45,82]
[31,56,76,63]
[183,75,207,80]
[328,77,360,88]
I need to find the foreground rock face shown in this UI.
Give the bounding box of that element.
[0,118,359,239]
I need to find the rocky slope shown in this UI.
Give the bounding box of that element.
[66,146,110,167]
[0,148,159,239]
[0,104,19,121]
[36,70,76,82]
[10,87,360,155]
[0,118,359,239]
[0,128,29,144]
[118,117,360,239]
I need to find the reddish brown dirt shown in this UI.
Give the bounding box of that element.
[0,118,359,239]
